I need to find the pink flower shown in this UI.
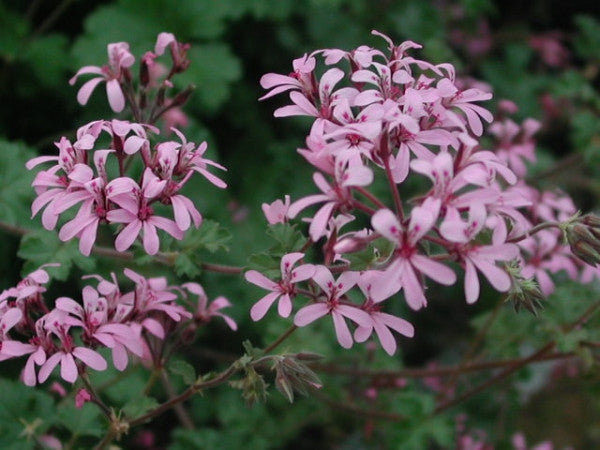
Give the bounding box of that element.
[182,283,237,330]
[262,195,291,224]
[371,199,456,310]
[75,388,92,409]
[55,287,144,371]
[70,42,135,112]
[245,252,315,320]
[294,267,371,349]
[106,169,183,255]
[441,203,519,303]
[38,346,106,384]
[121,268,191,326]
[288,163,372,241]
[274,67,348,119]
[353,271,414,355]
[259,53,316,101]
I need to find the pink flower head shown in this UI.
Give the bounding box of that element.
[260,53,317,101]
[122,268,191,328]
[70,41,135,112]
[353,271,414,355]
[262,195,291,224]
[34,310,107,384]
[294,267,371,349]
[75,388,92,408]
[165,128,228,189]
[245,252,315,321]
[182,282,237,331]
[371,199,456,310]
[154,32,190,73]
[106,169,183,255]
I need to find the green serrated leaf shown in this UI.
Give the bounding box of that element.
[18,230,96,281]
[176,44,241,112]
[181,220,231,253]
[265,223,305,252]
[246,252,280,277]
[57,402,103,438]
[174,252,201,278]
[169,359,197,385]
[122,396,159,419]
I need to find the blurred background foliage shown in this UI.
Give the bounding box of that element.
[1,0,600,448]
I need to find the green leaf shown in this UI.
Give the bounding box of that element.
[556,328,589,353]
[0,140,37,228]
[0,4,29,61]
[18,230,96,281]
[168,359,197,385]
[177,44,242,112]
[0,378,55,448]
[22,34,69,87]
[56,403,103,438]
[571,111,600,166]
[174,252,201,278]
[266,223,305,251]
[574,14,600,61]
[246,251,280,277]
[181,220,231,254]
[122,396,159,419]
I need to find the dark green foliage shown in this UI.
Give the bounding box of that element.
[2,0,600,448]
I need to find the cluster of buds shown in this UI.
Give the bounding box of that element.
[565,213,600,267]
[0,265,235,386]
[70,32,192,125]
[251,31,599,354]
[27,34,227,256]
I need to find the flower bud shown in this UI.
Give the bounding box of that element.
[565,216,600,266]
[504,260,545,316]
[272,355,322,403]
[171,84,196,108]
[333,236,368,254]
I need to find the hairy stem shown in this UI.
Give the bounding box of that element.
[128,364,238,427]
[433,299,600,414]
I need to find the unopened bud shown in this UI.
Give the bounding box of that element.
[294,352,324,361]
[505,260,545,316]
[565,215,600,266]
[171,84,196,108]
[272,355,322,403]
[333,237,368,254]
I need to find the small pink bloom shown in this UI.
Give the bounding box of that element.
[262,195,291,224]
[182,283,237,331]
[246,252,315,320]
[70,42,135,112]
[294,267,371,349]
[75,388,92,408]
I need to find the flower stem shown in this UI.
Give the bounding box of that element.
[263,325,298,354]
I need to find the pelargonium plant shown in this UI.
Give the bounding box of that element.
[1,30,598,448]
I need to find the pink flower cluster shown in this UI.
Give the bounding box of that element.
[0,265,235,386]
[27,33,227,257]
[27,120,225,255]
[253,31,593,354]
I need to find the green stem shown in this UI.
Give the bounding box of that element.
[263,325,298,354]
[433,298,600,414]
[128,364,238,427]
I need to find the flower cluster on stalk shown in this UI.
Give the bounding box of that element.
[3,33,238,391]
[27,33,226,256]
[0,265,235,386]
[250,31,600,354]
